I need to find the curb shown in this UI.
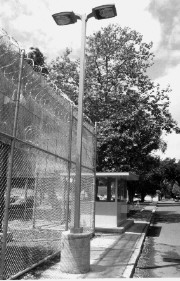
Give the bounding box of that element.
[122,207,156,278]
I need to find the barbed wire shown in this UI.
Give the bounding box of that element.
[0,26,93,129]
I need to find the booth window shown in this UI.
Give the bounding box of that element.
[96,177,115,201]
[117,179,127,201]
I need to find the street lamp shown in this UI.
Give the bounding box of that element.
[52,4,117,233]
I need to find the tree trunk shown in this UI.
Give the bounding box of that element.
[127,181,135,203]
[140,192,145,202]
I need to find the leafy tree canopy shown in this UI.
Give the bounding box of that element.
[172,181,180,197]
[141,158,180,199]
[47,24,180,175]
[26,47,49,75]
[47,48,79,102]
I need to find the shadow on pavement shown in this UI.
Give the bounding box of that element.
[163,257,180,263]
[157,202,180,207]
[126,222,148,234]
[137,263,180,270]
[89,264,106,273]
[146,226,162,237]
[153,211,180,224]
[128,209,152,221]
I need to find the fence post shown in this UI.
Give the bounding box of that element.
[23,178,28,220]
[65,104,73,231]
[32,172,39,229]
[0,49,25,279]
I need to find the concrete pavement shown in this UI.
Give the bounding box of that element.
[134,199,180,278]
[18,202,156,279]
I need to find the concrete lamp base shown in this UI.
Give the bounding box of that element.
[60,230,91,274]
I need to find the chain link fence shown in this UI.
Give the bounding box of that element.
[0,28,96,279]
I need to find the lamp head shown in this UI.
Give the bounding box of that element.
[92,4,117,20]
[52,11,77,25]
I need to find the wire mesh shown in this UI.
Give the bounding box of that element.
[0,27,96,279]
[80,167,95,233]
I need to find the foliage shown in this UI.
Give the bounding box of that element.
[47,48,79,103]
[139,158,180,199]
[158,158,180,197]
[172,181,180,197]
[84,24,180,173]
[159,158,180,182]
[132,155,161,201]
[128,157,180,201]
[47,24,180,180]
[26,47,49,75]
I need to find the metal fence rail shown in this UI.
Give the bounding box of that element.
[0,28,96,279]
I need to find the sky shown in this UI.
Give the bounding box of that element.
[0,0,180,160]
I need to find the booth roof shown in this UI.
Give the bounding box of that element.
[96,172,139,181]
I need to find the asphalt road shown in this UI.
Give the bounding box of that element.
[133,199,180,278]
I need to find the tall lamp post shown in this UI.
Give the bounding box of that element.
[52,5,117,234]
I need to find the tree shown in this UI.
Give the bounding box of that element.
[47,24,180,176]
[26,47,49,75]
[140,158,180,200]
[157,158,180,198]
[136,155,162,201]
[84,24,179,172]
[172,181,180,198]
[47,48,79,102]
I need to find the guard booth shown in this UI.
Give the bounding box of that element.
[95,172,139,230]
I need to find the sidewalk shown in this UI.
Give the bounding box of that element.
[18,203,157,279]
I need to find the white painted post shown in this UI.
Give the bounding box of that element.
[72,14,87,233]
